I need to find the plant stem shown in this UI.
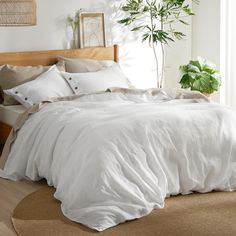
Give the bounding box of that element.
[160,17,164,88]
[150,5,160,88]
[152,42,160,88]
[160,43,165,88]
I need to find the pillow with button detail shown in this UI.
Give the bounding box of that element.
[4,65,73,108]
[0,61,65,105]
[61,65,131,94]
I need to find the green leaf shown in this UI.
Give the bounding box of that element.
[186,64,200,73]
[131,25,145,31]
[179,56,222,94]
[179,74,192,89]
[179,65,188,73]
[182,5,194,15]
[192,79,202,92]
[211,78,220,90]
[189,60,202,71]
[143,6,149,12]
[173,31,185,40]
[142,32,150,42]
[197,57,207,70]
[118,17,133,25]
[187,72,198,79]
[179,19,189,25]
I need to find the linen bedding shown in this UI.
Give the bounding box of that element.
[1,88,236,231]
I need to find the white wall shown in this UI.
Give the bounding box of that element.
[192,0,221,101]
[220,0,236,107]
[164,18,192,89]
[0,0,193,90]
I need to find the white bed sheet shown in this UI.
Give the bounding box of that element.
[0,104,26,126]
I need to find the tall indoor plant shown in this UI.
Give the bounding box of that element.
[118,0,198,88]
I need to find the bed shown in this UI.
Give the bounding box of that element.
[1,45,236,232]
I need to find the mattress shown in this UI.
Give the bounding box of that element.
[0,104,26,126]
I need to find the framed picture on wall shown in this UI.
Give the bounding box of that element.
[79,13,106,48]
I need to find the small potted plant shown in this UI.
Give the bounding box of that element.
[66,9,82,49]
[179,57,221,96]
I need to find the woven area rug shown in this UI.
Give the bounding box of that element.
[12,186,236,236]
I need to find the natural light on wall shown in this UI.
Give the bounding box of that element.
[220,0,236,107]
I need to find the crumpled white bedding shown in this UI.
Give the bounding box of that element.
[1,89,236,231]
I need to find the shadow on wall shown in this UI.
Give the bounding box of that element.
[89,0,139,47]
[50,0,160,88]
[86,0,192,89]
[87,0,159,89]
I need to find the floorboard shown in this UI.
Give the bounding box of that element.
[0,143,46,235]
[0,178,46,235]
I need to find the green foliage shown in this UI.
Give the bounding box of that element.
[179,57,221,94]
[118,0,198,46]
[66,9,81,32]
[118,0,199,88]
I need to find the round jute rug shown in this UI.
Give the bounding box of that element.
[12,186,236,236]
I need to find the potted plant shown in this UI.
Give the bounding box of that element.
[118,0,198,88]
[179,57,221,96]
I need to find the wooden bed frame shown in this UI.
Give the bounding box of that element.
[0,45,119,144]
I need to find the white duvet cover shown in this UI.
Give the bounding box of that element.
[1,89,236,231]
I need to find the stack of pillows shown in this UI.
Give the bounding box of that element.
[0,57,131,108]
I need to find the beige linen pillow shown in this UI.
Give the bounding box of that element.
[0,61,65,105]
[57,57,115,73]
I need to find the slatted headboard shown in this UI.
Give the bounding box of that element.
[0,45,119,66]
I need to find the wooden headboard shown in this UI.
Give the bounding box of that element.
[0,45,119,66]
[0,45,119,143]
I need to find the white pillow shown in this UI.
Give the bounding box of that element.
[4,66,73,108]
[61,65,130,94]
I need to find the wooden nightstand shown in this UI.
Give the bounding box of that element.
[0,122,11,145]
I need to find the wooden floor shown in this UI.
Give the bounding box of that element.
[0,178,46,235]
[0,143,46,235]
